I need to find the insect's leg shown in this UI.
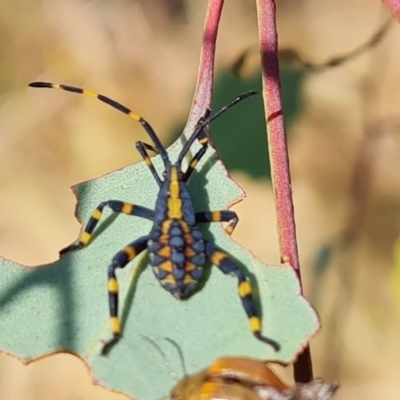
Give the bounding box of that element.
[182,144,208,182]
[135,141,162,187]
[102,235,149,355]
[194,109,211,146]
[137,141,159,153]
[195,211,238,235]
[204,241,280,351]
[60,201,154,255]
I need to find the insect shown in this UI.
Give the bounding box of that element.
[170,356,339,400]
[144,336,286,400]
[171,356,287,400]
[143,337,338,400]
[29,81,280,354]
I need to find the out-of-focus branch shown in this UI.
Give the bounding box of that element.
[255,0,314,383]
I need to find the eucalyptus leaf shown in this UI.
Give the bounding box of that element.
[0,139,318,400]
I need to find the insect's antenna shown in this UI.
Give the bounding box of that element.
[29,82,171,167]
[177,90,257,166]
[165,337,188,377]
[141,335,179,383]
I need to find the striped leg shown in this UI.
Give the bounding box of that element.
[194,109,211,147]
[182,144,208,182]
[135,141,162,187]
[60,201,154,255]
[102,235,149,355]
[195,210,238,235]
[137,141,159,154]
[205,241,280,351]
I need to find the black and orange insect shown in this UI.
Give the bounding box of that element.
[170,356,338,400]
[171,356,288,400]
[143,337,337,400]
[29,81,280,354]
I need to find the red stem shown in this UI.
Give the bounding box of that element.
[381,0,400,21]
[256,0,313,382]
[184,0,224,134]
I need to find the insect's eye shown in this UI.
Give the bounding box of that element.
[162,171,167,177]
[223,377,241,385]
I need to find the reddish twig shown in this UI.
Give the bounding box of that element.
[183,0,225,135]
[255,0,314,382]
[381,0,400,22]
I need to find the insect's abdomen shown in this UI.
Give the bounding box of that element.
[148,220,206,298]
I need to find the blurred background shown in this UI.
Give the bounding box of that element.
[0,0,399,399]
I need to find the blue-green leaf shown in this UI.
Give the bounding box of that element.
[0,140,318,400]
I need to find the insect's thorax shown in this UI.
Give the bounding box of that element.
[148,165,206,299]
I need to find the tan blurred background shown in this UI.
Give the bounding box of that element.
[0,0,400,399]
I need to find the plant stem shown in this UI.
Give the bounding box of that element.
[255,0,314,383]
[381,0,400,22]
[184,0,224,134]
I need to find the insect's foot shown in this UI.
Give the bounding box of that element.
[59,242,83,256]
[101,335,121,356]
[255,333,281,352]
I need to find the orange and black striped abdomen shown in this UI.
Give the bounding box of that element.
[147,219,206,299]
[147,165,206,298]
